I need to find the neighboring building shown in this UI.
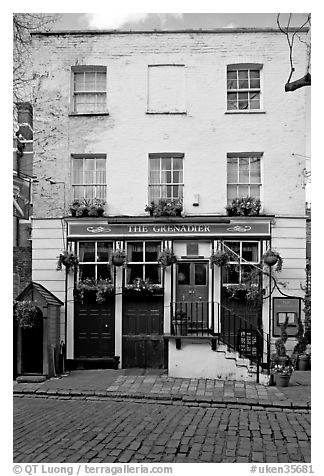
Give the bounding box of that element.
[29,28,308,381]
[13,102,33,298]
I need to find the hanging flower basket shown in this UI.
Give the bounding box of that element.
[13,300,43,329]
[56,250,79,272]
[262,249,283,272]
[210,250,230,267]
[110,249,128,267]
[157,248,177,268]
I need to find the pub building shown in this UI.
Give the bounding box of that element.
[28,28,308,382]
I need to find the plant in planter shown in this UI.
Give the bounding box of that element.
[69,198,105,217]
[291,318,310,371]
[75,278,114,304]
[262,248,283,272]
[56,250,79,272]
[110,248,128,267]
[124,278,162,295]
[157,248,177,268]
[13,300,43,329]
[172,310,188,336]
[210,250,231,268]
[223,283,248,301]
[226,196,261,217]
[145,199,183,217]
[270,318,294,386]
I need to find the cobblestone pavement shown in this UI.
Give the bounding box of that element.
[13,396,311,463]
[13,370,311,409]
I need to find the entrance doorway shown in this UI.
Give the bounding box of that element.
[21,319,43,374]
[176,261,209,331]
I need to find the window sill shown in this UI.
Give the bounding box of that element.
[68,112,110,117]
[146,111,187,115]
[225,110,266,115]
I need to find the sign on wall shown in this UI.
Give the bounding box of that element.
[272,297,301,337]
[67,221,271,239]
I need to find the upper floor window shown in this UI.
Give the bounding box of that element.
[148,153,184,203]
[72,66,107,114]
[147,65,186,113]
[72,154,106,201]
[227,153,262,204]
[227,64,262,111]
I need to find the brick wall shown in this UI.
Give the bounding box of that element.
[31,30,308,219]
[13,246,32,298]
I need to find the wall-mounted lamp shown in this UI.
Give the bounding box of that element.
[193,193,199,207]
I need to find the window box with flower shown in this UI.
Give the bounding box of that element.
[74,278,114,304]
[145,199,183,217]
[226,196,261,216]
[123,278,163,298]
[69,198,105,217]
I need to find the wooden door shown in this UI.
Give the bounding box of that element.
[176,261,209,328]
[74,301,115,358]
[122,296,164,368]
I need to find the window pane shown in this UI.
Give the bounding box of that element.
[227,185,237,203]
[84,185,96,199]
[96,159,106,184]
[227,72,237,89]
[242,243,259,262]
[73,185,84,199]
[128,243,143,262]
[194,263,207,285]
[150,158,160,171]
[74,73,85,92]
[227,158,238,182]
[73,158,83,184]
[238,78,249,89]
[161,158,171,170]
[150,170,160,184]
[79,264,95,279]
[79,242,95,262]
[249,92,260,110]
[237,185,249,196]
[238,70,248,79]
[96,72,106,91]
[178,263,190,285]
[187,242,199,256]
[223,264,239,284]
[249,185,260,198]
[145,242,160,261]
[97,264,111,280]
[227,100,237,110]
[225,242,240,259]
[239,158,249,183]
[161,170,172,183]
[250,78,260,89]
[145,265,161,284]
[84,72,96,91]
[97,242,112,262]
[250,157,261,183]
[149,186,161,202]
[127,264,143,283]
[173,158,183,170]
[250,70,260,79]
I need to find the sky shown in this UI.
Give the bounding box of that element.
[54,12,309,31]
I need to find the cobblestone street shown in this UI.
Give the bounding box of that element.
[14,396,311,464]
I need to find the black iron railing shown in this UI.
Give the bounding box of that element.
[170,301,270,380]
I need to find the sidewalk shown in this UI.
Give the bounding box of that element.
[13,369,311,410]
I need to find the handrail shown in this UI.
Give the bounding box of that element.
[170,299,270,381]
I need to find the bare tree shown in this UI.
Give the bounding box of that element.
[277,13,311,92]
[13,13,60,104]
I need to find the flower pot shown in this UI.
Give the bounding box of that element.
[173,320,188,336]
[112,256,125,267]
[275,373,291,387]
[263,254,279,266]
[298,355,310,371]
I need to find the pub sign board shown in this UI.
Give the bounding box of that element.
[272,297,301,337]
[67,221,271,239]
[238,329,258,358]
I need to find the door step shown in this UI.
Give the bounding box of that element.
[66,357,120,370]
[16,375,47,383]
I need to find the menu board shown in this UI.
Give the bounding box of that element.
[273,297,301,337]
[239,329,258,358]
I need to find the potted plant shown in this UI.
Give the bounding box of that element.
[69,198,106,217]
[262,248,283,272]
[56,250,79,272]
[13,300,43,329]
[225,196,261,217]
[124,278,163,296]
[75,278,114,304]
[157,248,177,268]
[145,199,183,217]
[110,248,127,267]
[291,318,310,371]
[210,250,230,267]
[172,310,188,336]
[270,317,294,386]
